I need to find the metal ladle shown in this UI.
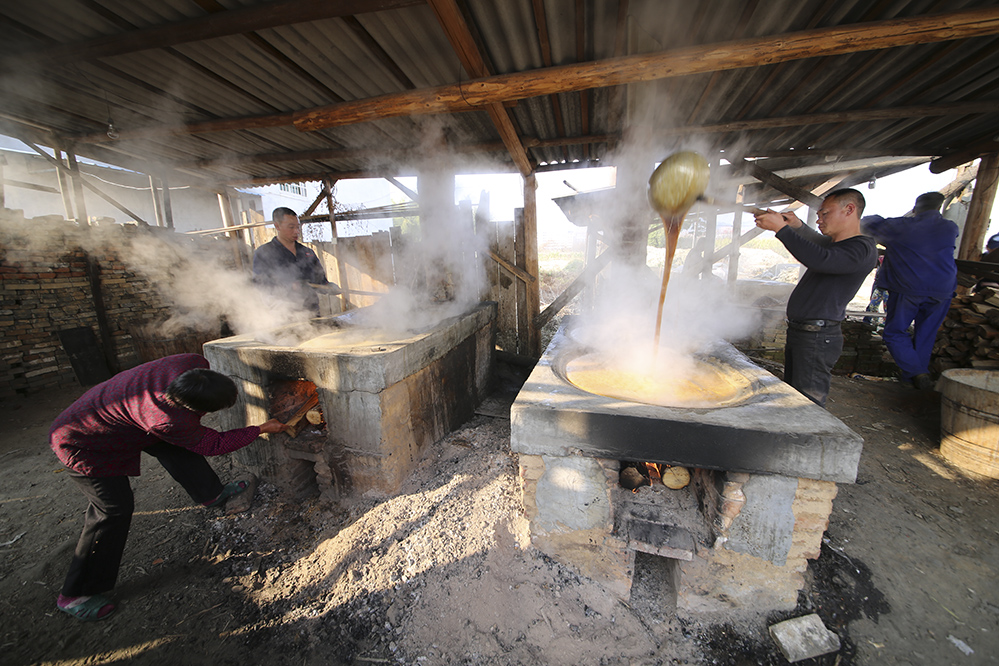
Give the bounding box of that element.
[647,151,710,348]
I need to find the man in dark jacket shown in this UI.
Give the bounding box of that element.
[755,189,879,407]
[862,192,958,390]
[253,207,340,315]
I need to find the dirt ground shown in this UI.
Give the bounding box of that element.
[1,361,998,666]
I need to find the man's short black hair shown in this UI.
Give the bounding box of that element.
[824,188,866,217]
[914,192,945,213]
[272,207,298,223]
[165,369,238,413]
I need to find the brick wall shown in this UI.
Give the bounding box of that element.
[0,210,231,399]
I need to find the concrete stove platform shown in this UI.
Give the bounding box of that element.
[205,301,495,498]
[512,324,863,484]
[510,321,863,611]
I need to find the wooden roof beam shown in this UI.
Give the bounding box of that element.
[731,156,825,209]
[426,0,533,177]
[4,0,423,64]
[70,10,999,146]
[176,99,996,171]
[293,7,999,132]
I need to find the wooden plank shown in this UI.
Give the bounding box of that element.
[535,250,611,330]
[495,220,518,350]
[216,189,244,270]
[932,140,999,174]
[523,175,540,357]
[489,250,535,284]
[732,156,825,209]
[515,208,527,356]
[0,177,59,194]
[293,7,999,131]
[958,153,999,262]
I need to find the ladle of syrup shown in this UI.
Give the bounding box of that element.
[647,151,710,350]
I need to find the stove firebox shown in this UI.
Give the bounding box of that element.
[511,322,863,613]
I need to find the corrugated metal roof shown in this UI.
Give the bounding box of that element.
[0,0,996,199]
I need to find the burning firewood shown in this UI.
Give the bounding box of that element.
[283,395,321,438]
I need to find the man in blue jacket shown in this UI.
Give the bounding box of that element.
[862,192,958,390]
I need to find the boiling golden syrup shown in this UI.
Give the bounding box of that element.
[565,353,751,408]
[297,328,407,350]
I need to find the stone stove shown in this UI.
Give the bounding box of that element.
[205,302,496,499]
[511,321,863,612]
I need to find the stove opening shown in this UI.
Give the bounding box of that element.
[266,378,347,499]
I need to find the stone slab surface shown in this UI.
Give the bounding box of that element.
[769,614,841,662]
[511,324,864,483]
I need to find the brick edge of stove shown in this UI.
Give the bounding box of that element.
[516,453,837,615]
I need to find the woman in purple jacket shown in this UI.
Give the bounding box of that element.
[49,353,286,621]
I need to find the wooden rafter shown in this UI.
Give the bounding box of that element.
[162,101,994,178]
[426,0,532,176]
[67,8,999,149]
[291,8,999,132]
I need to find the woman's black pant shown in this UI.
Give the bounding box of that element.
[61,443,224,597]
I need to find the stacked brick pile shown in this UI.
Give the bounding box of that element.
[931,287,999,374]
[736,310,897,377]
[0,209,230,399]
[834,320,898,376]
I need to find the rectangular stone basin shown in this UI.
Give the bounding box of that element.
[512,322,863,484]
[205,301,496,498]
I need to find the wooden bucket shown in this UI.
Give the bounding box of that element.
[939,369,999,479]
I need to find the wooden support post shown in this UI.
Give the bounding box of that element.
[149,175,164,227]
[54,149,76,222]
[474,189,491,302]
[536,250,612,330]
[700,154,720,280]
[519,174,540,357]
[23,140,150,226]
[216,188,244,270]
[66,150,89,225]
[302,184,328,217]
[0,155,6,209]
[161,173,174,229]
[727,185,745,284]
[324,177,351,309]
[958,153,999,261]
[583,224,598,311]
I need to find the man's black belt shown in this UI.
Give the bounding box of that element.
[787,318,842,332]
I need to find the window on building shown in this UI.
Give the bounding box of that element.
[280,182,305,197]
